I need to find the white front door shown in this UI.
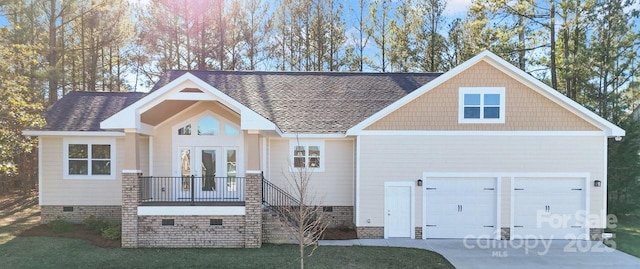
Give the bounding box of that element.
[424,177,498,239]
[175,147,239,201]
[385,184,412,238]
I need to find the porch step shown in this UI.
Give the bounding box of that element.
[262,207,297,244]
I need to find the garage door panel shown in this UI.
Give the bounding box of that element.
[424,177,498,239]
[512,177,586,240]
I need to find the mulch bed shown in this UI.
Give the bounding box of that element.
[19,224,121,248]
[18,225,356,248]
[321,228,358,240]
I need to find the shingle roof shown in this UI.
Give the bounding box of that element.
[152,71,441,133]
[46,71,441,133]
[44,91,145,131]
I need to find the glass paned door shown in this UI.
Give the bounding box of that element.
[175,147,194,200]
[195,148,220,200]
[174,146,241,201]
[225,149,237,192]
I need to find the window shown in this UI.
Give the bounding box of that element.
[63,138,116,179]
[459,87,505,123]
[178,124,191,135]
[175,114,240,138]
[198,116,219,136]
[224,124,239,136]
[290,141,324,171]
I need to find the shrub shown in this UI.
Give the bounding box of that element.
[49,219,72,234]
[101,223,121,240]
[84,215,111,231]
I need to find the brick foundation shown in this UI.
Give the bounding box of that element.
[415,227,422,239]
[501,227,510,240]
[137,215,246,248]
[356,226,384,238]
[262,205,353,244]
[41,205,121,224]
[262,208,297,244]
[590,228,604,240]
[323,206,354,229]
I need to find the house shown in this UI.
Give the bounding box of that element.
[23,51,624,248]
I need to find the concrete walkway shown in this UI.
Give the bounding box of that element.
[319,238,640,269]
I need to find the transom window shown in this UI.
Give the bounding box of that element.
[458,87,506,124]
[63,138,115,179]
[198,116,219,135]
[290,141,324,172]
[177,115,239,137]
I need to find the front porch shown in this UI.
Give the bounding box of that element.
[122,171,263,248]
[107,78,277,248]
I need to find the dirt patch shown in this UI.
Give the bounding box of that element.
[19,224,121,248]
[321,227,357,240]
[0,190,38,212]
[0,190,41,244]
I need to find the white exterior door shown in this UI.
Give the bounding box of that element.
[512,177,587,240]
[174,147,240,201]
[424,177,498,239]
[384,183,413,238]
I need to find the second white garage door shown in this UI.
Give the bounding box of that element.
[512,177,588,240]
[424,177,498,239]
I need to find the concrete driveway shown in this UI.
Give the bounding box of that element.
[320,238,640,269]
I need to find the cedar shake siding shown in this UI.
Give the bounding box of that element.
[366,61,598,131]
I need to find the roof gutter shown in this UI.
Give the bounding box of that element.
[22,130,125,137]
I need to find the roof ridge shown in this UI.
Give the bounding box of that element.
[65,91,146,95]
[166,70,443,75]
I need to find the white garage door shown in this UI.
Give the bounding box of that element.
[512,177,587,240]
[424,177,498,239]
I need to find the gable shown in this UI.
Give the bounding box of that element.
[365,61,599,131]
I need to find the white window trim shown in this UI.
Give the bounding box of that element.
[289,140,325,172]
[63,137,116,180]
[458,87,506,124]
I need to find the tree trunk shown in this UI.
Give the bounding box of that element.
[518,14,525,70]
[218,0,225,70]
[48,0,58,104]
[359,0,364,71]
[81,5,86,91]
[563,25,571,99]
[549,1,558,90]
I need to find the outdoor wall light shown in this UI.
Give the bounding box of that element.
[417,179,423,186]
[594,180,602,187]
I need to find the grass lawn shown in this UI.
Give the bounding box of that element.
[607,215,640,258]
[0,237,454,269]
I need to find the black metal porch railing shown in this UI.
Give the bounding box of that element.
[139,176,245,205]
[262,176,301,224]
